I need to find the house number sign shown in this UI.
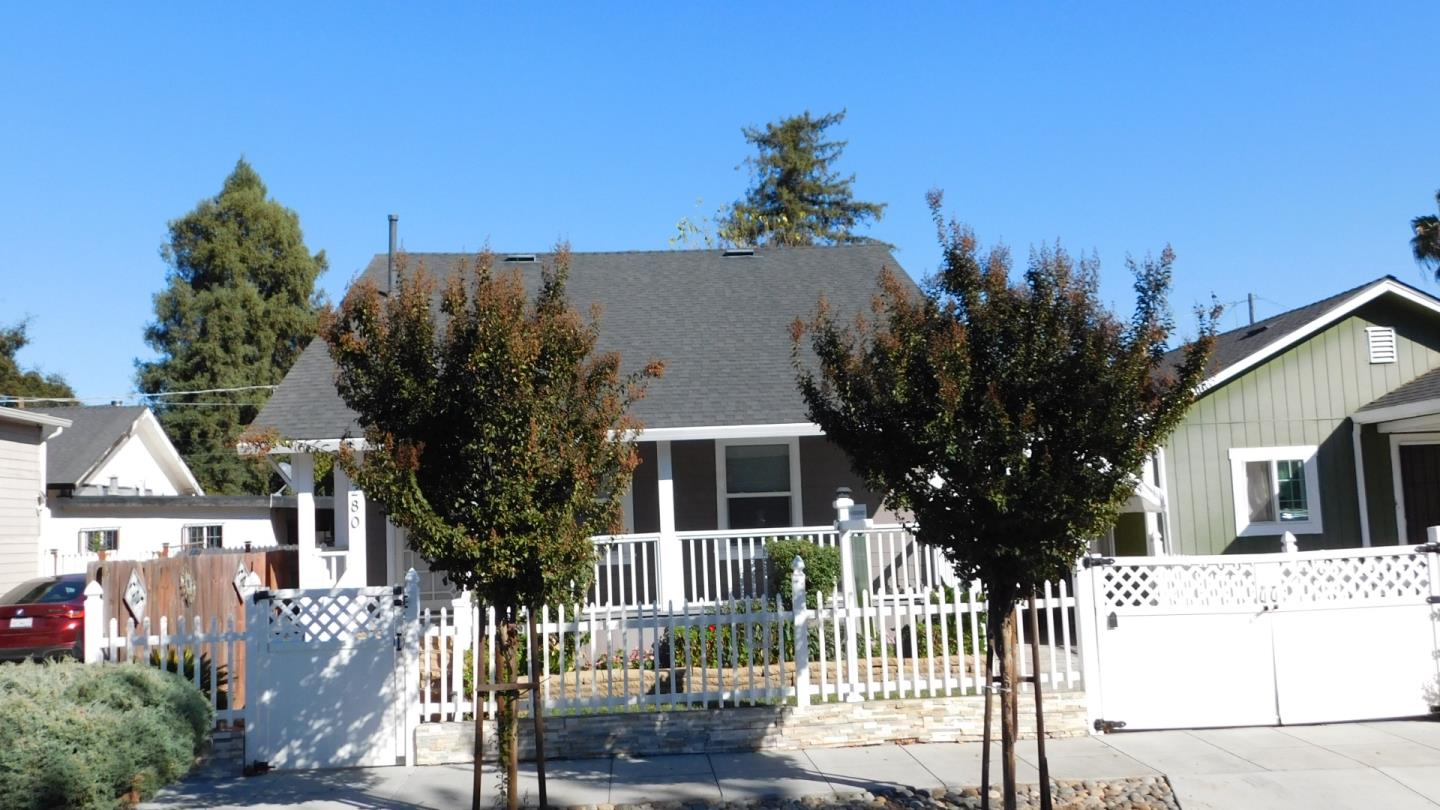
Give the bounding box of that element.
[349,492,362,530]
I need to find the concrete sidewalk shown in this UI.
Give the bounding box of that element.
[144,720,1440,809]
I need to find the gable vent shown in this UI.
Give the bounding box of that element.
[1366,326,1397,364]
[503,254,537,263]
[722,248,755,258]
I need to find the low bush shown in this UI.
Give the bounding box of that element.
[766,539,841,606]
[0,659,212,809]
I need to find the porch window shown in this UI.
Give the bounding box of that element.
[1229,446,1323,537]
[718,440,800,529]
[184,524,223,549]
[79,528,118,553]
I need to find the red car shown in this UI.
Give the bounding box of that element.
[0,574,87,662]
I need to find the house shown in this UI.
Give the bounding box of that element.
[25,405,287,573]
[1110,275,1440,556]
[250,245,939,598]
[0,407,70,594]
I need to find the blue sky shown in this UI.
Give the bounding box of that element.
[4,3,1438,401]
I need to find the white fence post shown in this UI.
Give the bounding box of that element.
[1073,560,1104,734]
[402,568,421,767]
[82,580,104,663]
[791,556,809,709]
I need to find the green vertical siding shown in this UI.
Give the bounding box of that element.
[1164,298,1440,555]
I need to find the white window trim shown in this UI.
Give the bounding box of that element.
[1228,445,1323,537]
[715,436,803,530]
[1388,432,1440,545]
[182,523,224,549]
[78,528,119,553]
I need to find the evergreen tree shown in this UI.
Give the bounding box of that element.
[0,321,74,404]
[137,159,326,494]
[324,247,661,809]
[1412,189,1440,278]
[793,191,1216,808]
[720,109,886,246]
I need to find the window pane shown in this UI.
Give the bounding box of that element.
[1276,459,1309,521]
[1245,461,1275,523]
[725,445,790,494]
[727,496,791,530]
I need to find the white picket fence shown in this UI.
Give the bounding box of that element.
[416,571,1082,722]
[85,604,246,727]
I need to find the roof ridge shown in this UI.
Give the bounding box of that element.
[365,243,894,261]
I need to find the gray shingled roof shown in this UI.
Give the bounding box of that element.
[252,246,916,440]
[26,405,146,486]
[1163,275,1409,382]
[1359,365,1440,413]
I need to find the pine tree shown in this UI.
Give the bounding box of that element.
[720,109,886,246]
[137,159,326,494]
[0,321,74,404]
[1412,190,1440,278]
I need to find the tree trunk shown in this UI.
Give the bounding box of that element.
[472,621,488,810]
[991,602,1020,810]
[497,614,520,810]
[1028,591,1053,810]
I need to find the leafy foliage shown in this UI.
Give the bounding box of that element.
[719,110,886,247]
[0,660,211,810]
[793,191,1216,606]
[324,245,660,805]
[765,539,841,606]
[137,158,326,494]
[147,647,229,708]
[0,320,74,403]
[1412,189,1440,278]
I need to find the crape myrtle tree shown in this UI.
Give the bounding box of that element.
[792,192,1216,810]
[323,245,661,810]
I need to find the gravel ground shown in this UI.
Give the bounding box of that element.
[573,777,1179,810]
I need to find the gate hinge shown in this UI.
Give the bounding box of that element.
[1427,596,1440,605]
[392,585,407,608]
[1094,718,1127,733]
[1418,543,1440,554]
[395,632,403,652]
[253,589,272,603]
[1083,555,1116,568]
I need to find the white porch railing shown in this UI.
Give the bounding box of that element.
[585,524,953,610]
[416,570,1082,722]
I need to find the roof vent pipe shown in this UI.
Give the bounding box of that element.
[387,214,398,294]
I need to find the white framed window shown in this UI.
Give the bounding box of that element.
[1228,446,1323,536]
[183,524,223,549]
[79,528,119,553]
[715,437,803,530]
[1366,326,1397,364]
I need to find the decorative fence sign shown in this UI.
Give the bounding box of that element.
[123,569,147,621]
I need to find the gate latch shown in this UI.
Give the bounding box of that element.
[1083,555,1116,568]
[1094,719,1128,733]
[1107,611,1118,630]
[395,632,403,652]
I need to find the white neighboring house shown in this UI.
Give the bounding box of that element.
[0,407,70,594]
[27,405,286,574]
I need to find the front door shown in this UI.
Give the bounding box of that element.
[1399,443,1440,544]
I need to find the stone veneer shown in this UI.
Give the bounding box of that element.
[415,691,1087,766]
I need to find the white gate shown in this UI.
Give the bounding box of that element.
[1080,544,1440,731]
[246,577,419,769]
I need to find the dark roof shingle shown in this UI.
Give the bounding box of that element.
[27,405,146,486]
[252,246,916,440]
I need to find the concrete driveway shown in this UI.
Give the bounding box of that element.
[143,719,1440,808]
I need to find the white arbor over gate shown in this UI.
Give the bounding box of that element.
[245,571,420,769]
[1079,542,1440,731]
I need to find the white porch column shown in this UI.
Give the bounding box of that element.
[654,441,684,607]
[292,452,318,588]
[334,457,367,587]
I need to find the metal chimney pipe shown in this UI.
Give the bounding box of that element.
[1248,292,1256,325]
[387,214,398,294]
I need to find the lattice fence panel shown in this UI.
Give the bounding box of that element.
[265,587,398,648]
[1099,563,1261,610]
[1278,553,1430,604]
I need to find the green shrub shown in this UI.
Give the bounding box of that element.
[766,540,841,606]
[0,659,212,809]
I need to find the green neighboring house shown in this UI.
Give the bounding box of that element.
[1111,275,1440,557]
